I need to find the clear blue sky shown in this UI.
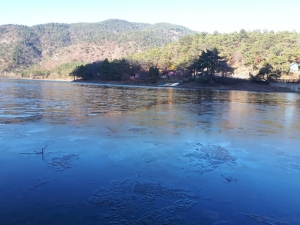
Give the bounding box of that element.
[0,0,299,33]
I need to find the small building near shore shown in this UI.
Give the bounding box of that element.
[290,62,299,72]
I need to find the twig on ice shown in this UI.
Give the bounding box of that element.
[20,145,48,155]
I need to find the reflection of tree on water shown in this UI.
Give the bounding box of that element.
[190,90,226,128]
[0,79,44,124]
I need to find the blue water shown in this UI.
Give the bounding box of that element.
[0,78,300,225]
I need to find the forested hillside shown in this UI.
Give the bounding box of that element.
[129,30,300,75]
[0,19,195,78]
[1,19,300,80]
[0,25,42,70]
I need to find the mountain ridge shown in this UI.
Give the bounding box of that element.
[0,19,196,75]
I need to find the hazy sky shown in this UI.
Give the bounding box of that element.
[0,0,299,33]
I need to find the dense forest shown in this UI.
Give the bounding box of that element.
[129,30,300,75]
[0,19,299,80]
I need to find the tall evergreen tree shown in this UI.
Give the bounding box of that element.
[190,48,225,78]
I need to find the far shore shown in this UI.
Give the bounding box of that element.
[72,78,299,93]
[1,76,298,93]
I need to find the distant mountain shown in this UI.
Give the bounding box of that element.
[0,19,196,74]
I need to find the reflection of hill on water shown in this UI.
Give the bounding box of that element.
[0,114,42,124]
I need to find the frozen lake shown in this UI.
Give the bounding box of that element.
[0,78,300,225]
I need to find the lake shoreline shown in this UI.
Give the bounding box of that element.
[1,76,297,93]
[72,79,298,93]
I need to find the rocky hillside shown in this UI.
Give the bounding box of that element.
[0,19,196,73]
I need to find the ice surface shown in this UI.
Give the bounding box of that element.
[0,78,300,224]
[88,180,198,224]
[48,154,80,171]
